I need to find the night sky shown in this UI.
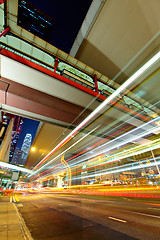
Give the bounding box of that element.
[16,118,39,149]
[28,0,93,53]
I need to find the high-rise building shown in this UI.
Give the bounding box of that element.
[11,147,22,165]
[9,116,24,163]
[21,133,32,166]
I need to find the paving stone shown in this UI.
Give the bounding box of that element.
[0,202,30,240]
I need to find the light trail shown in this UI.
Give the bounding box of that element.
[65,124,132,163]
[0,161,32,173]
[79,156,160,177]
[62,97,160,168]
[30,119,160,180]
[27,51,160,176]
[119,209,160,219]
[29,123,133,180]
[63,153,160,178]
[29,114,160,180]
[31,143,160,182]
[71,160,160,181]
[82,139,160,167]
[65,117,160,168]
[29,124,133,180]
[65,97,160,167]
[28,125,100,178]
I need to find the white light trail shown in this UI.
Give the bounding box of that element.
[70,142,160,169]
[67,118,160,168]
[0,161,32,173]
[28,125,100,177]
[29,51,160,177]
[31,118,160,178]
[72,160,160,181]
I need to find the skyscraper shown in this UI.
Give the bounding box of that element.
[20,133,32,166]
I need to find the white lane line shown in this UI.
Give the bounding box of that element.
[148,208,160,211]
[17,204,23,207]
[32,204,40,208]
[13,195,16,202]
[123,209,160,219]
[10,196,12,202]
[109,217,126,223]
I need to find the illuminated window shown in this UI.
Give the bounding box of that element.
[18,0,54,41]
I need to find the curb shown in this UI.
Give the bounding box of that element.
[13,203,34,240]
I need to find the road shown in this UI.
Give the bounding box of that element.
[14,192,160,240]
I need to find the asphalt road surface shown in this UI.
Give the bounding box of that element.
[15,192,160,240]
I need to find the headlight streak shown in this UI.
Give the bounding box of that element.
[31,140,160,182]
[29,100,159,181]
[43,113,160,179]
[86,139,160,167]
[31,154,160,183]
[71,160,160,181]
[65,117,160,169]
[71,156,160,176]
[66,95,160,167]
[60,97,160,169]
[71,145,160,176]
[29,116,160,180]
[28,93,102,176]
[0,161,32,173]
[69,142,159,173]
[28,125,100,178]
[27,51,160,178]
[59,124,132,170]
[29,118,141,180]
[69,141,160,175]
[30,117,160,180]
[61,96,157,168]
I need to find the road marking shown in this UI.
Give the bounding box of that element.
[148,208,160,211]
[109,216,126,223]
[17,204,23,207]
[10,196,12,202]
[14,194,19,202]
[123,209,160,219]
[83,223,94,228]
[13,195,16,202]
[32,204,40,208]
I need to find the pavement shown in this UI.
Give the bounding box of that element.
[0,199,33,240]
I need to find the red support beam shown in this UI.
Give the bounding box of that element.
[0,27,10,38]
[0,0,6,4]
[0,48,100,98]
[54,57,59,72]
[0,49,151,123]
[94,74,99,93]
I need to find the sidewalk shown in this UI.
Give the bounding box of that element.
[0,201,33,240]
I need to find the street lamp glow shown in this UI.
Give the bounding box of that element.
[31,147,36,152]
